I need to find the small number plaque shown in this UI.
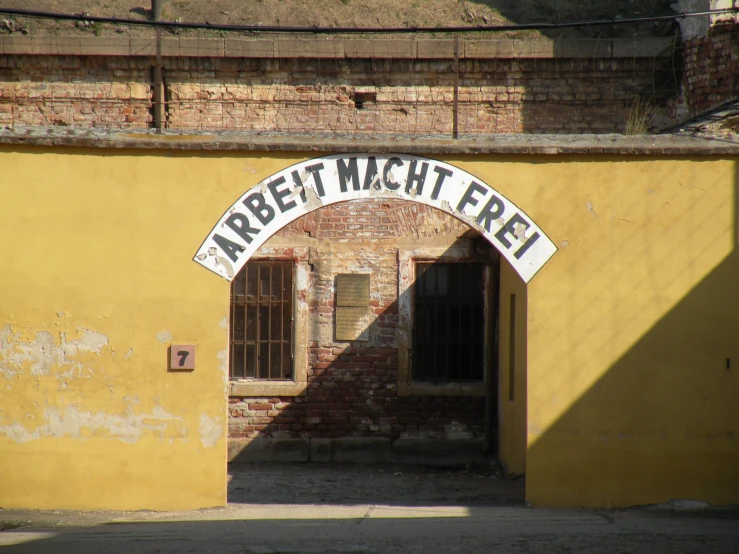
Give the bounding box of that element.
[170,345,196,370]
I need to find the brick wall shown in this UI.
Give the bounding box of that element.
[681,23,739,117]
[166,57,673,134]
[0,52,674,134]
[228,199,487,442]
[0,56,152,128]
[228,396,485,440]
[278,199,471,239]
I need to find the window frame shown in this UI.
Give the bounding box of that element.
[412,261,486,383]
[228,247,309,398]
[398,239,493,397]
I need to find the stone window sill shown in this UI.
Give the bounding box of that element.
[229,380,307,397]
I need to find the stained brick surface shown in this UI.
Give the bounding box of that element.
[0,54,673,133]
[0,56,151,128]
[164,58,670,134]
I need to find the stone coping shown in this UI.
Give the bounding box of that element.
[0,35,674,59]
[1,128,737,156]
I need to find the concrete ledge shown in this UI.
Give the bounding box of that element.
[346,39,416,59]
[612,37,673,58]
[332,438,393,463]
[228,438,310,463]
[2,128,737,156]
[310,439,332,463]
[555,39,612,59]
[0,36,674,60]
[227,438,488,466]
[392,439,486,467]
[229,380,307,397]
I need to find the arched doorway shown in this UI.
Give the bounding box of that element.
[194,154,554,486]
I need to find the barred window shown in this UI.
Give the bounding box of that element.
[230,260,294,381]
[412,262,484,382]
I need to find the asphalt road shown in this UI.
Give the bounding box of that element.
[1,464,738,553]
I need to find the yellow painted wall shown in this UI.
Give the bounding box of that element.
[497,259,527,475]
[489,156,737,508]
[0,147,308,510]
[1,146,737,510]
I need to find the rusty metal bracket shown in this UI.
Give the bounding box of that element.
[153,28,164,131]
[453,35,459,139]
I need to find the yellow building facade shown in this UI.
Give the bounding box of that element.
[1,137,737,510]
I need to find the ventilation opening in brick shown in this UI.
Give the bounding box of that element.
[354,92,376,110]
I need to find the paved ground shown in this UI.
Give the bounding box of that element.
[1,463,738,553]
[228,463,524,506]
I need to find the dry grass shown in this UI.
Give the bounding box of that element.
[624,97,656,136]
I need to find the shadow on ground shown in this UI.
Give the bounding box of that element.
[2,504,738,554]
[227,462,524,506]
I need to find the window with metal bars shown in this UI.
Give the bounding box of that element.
[412,262,484,382]
[230,260,294,381]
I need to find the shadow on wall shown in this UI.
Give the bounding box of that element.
[469,0,679,38]
[462,0,681,134]
[525,162,739,508]
[527,249,739,507]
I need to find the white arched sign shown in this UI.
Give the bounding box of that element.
[194,154,556,283]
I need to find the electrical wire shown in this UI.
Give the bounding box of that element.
[0,6,738,35]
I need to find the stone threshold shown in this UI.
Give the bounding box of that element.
[1,128,738,155]
[228,437,490,467]
[0,35,674,59]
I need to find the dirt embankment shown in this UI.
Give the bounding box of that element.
[0,0,678,39]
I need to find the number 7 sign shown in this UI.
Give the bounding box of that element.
[169,345,196,370]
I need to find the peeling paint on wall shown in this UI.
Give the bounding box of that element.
[199,413,222,448]
[217,349,228,372]
[217,349,229,387]
[586,200,600,221]
[156,330,173,344]
[0,405,183,444]
[0,325,109,379]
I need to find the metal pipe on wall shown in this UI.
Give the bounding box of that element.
[151,0,163,22]
[453,35,459,140]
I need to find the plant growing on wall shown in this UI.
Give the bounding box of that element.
[625,97,656,135]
